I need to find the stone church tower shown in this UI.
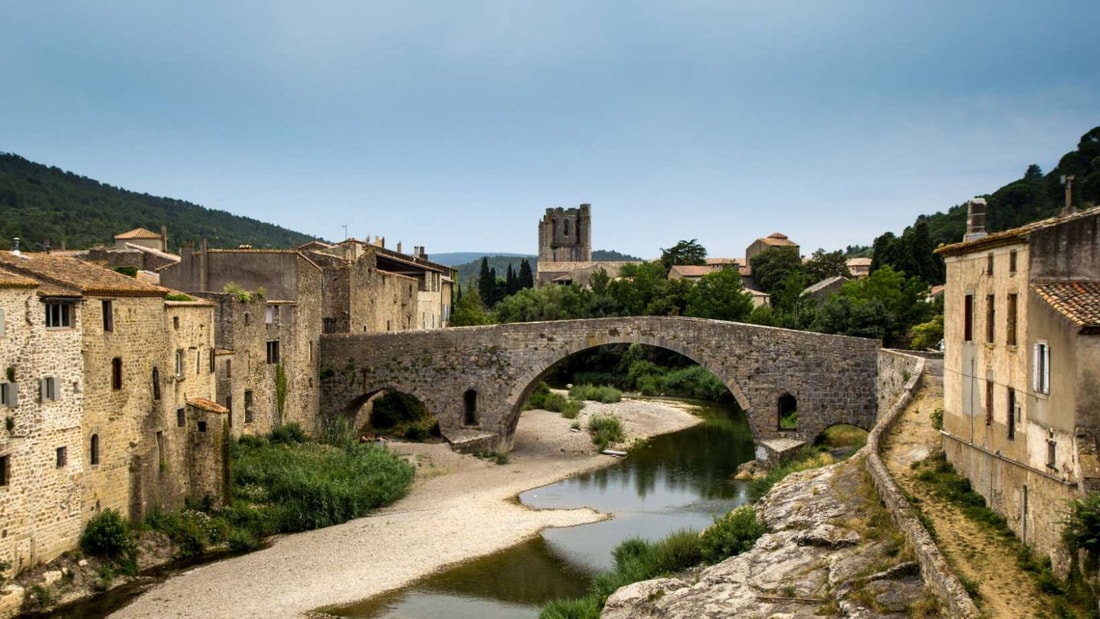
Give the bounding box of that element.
[538,204,592,262]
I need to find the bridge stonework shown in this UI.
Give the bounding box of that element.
[319,317,880,452]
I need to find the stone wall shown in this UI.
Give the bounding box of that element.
[321,316,879,451]
[877,349,925,418]
[865,353,981,618]
[0,286,85,575]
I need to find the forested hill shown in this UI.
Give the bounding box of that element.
[0,153,318,251]
[871,126,1100,285]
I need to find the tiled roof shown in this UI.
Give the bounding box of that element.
[937,206,1100,256]
[1033,282,1100,332]
[115,227,162,240]
[669,265,714,278]
[0,252,167,297]
[0,266,39,289]
[847,257,873,267]
[187,397,229,414]
[759,232,797,247]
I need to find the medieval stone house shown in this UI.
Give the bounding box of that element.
[0,252,224,576]
[937,200,1100,566]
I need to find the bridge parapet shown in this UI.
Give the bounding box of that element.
[319,316,879,452]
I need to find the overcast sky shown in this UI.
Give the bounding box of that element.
[2,1,1097,259]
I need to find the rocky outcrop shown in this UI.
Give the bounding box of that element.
[602,458,932,618]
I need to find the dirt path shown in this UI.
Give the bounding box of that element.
[881,368,1048,618]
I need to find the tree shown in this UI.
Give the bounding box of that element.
[659,239,707,272]
[1024,163,1043,179]
[506,264,518,295]
[494,285,591,323]
[804,249,851,284]
[684,267,753,322]
[518,259,534,289]
[477,257,493,306]
[749,246,804,294]
[450,289,493,326]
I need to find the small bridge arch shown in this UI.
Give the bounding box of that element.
[320,316,879,453]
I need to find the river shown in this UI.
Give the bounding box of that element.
[325,401,754,618]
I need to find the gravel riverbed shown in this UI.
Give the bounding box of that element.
[112,399,702,618]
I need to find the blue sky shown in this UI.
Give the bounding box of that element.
[2,1,1097,259]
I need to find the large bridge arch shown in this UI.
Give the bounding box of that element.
[319,316,879,453]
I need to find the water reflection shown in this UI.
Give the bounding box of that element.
[327,400,753,618]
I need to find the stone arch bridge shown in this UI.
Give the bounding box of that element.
[319,316,880,453]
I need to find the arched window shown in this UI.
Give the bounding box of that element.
[563,218,571,237]
[152,367,161,400]
[463,389,479,426]
[778,393,798,430]
[90,434,100,465]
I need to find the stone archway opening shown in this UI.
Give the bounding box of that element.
[777,393,798,431]
[463,389,479,426]
[344,388,440,442]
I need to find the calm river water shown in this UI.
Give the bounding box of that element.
[328,401,754,618]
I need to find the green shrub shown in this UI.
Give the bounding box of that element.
[700,505,766,563]
[526,382,553,410]
[653,529,703,574]
[145,508,229,558]
[658,366,731,402]
[560,399,584,419]
[164,293,193,301]
[1064,492,1100,555]
[778,409,798,429]
[269,423,307,445]
[228,528,260,552]
[588,415,624,450]
[113,266,138,277]
[539,596,601,619]
[569,384,623,403]
[80,509,136,564]
[930,407,944,431]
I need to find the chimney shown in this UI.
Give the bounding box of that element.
[396,241,403,254]
[161,225,168,252]
[964,198,987,242]
[11,237,20,256]
[1061,175,1076,217]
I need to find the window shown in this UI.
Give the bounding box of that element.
[266,340,280,364]
[1006,294,1018,346]
[102,300,113,332]
[1047,438,1057,469]
[244,313,251,326]
[963,294,974,342]
[1033,342,1050,395]
[45,302,72,327]
[56,446,67,468]
[173,316,180,330]
[40,376,57,402]
[225,397,232,426]
[244,390,254,423]
[195,349,201,375]
[111,357,123,390]
[986,295,995,344]
[1009,250,1018,273]
[226,359,232,379]
[90,434,100,465]
[0,382,17,407]
[1006,388,1016,440]
[152,368,161,400]
[986,253,994,275]
[197,421,207,433]
[0,308,6,337]
[0,454,8,486]
[777,393,799,430]
[209,348,216,374]
[265,305,276,325]
[176,408,185,427]
[175,349,184,377]
[985,379,994,426]
[463,390,479,426]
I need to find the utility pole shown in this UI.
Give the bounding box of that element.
[1061,175,1076,216]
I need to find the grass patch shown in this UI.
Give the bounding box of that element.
[816,424,868,453]
[475,451,509,465]
[588,415,624,451]
[748,447,834,501]
[569,384,622,403]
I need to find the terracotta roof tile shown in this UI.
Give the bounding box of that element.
[758,232,798,247]
[0,252,167,297]
[669,265,715,278]
[187,397,229,414]
[0,266,39,289]
[115,227,162,240]
[1033,282,1100,331]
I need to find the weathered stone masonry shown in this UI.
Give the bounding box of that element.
[321,316,880,452]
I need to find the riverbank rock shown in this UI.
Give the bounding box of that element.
[733,459,765,480]
[602,457,936,618]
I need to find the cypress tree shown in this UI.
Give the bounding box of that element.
[518,259,534,289]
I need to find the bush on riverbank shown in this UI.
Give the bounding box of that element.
[588,415,624,450]
[539,508,765,619]
[526,382,587,419]
[569,384,622,403]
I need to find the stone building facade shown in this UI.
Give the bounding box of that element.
[0,252,224,577]
[937,201,1100,567]
[538,204,591,263]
